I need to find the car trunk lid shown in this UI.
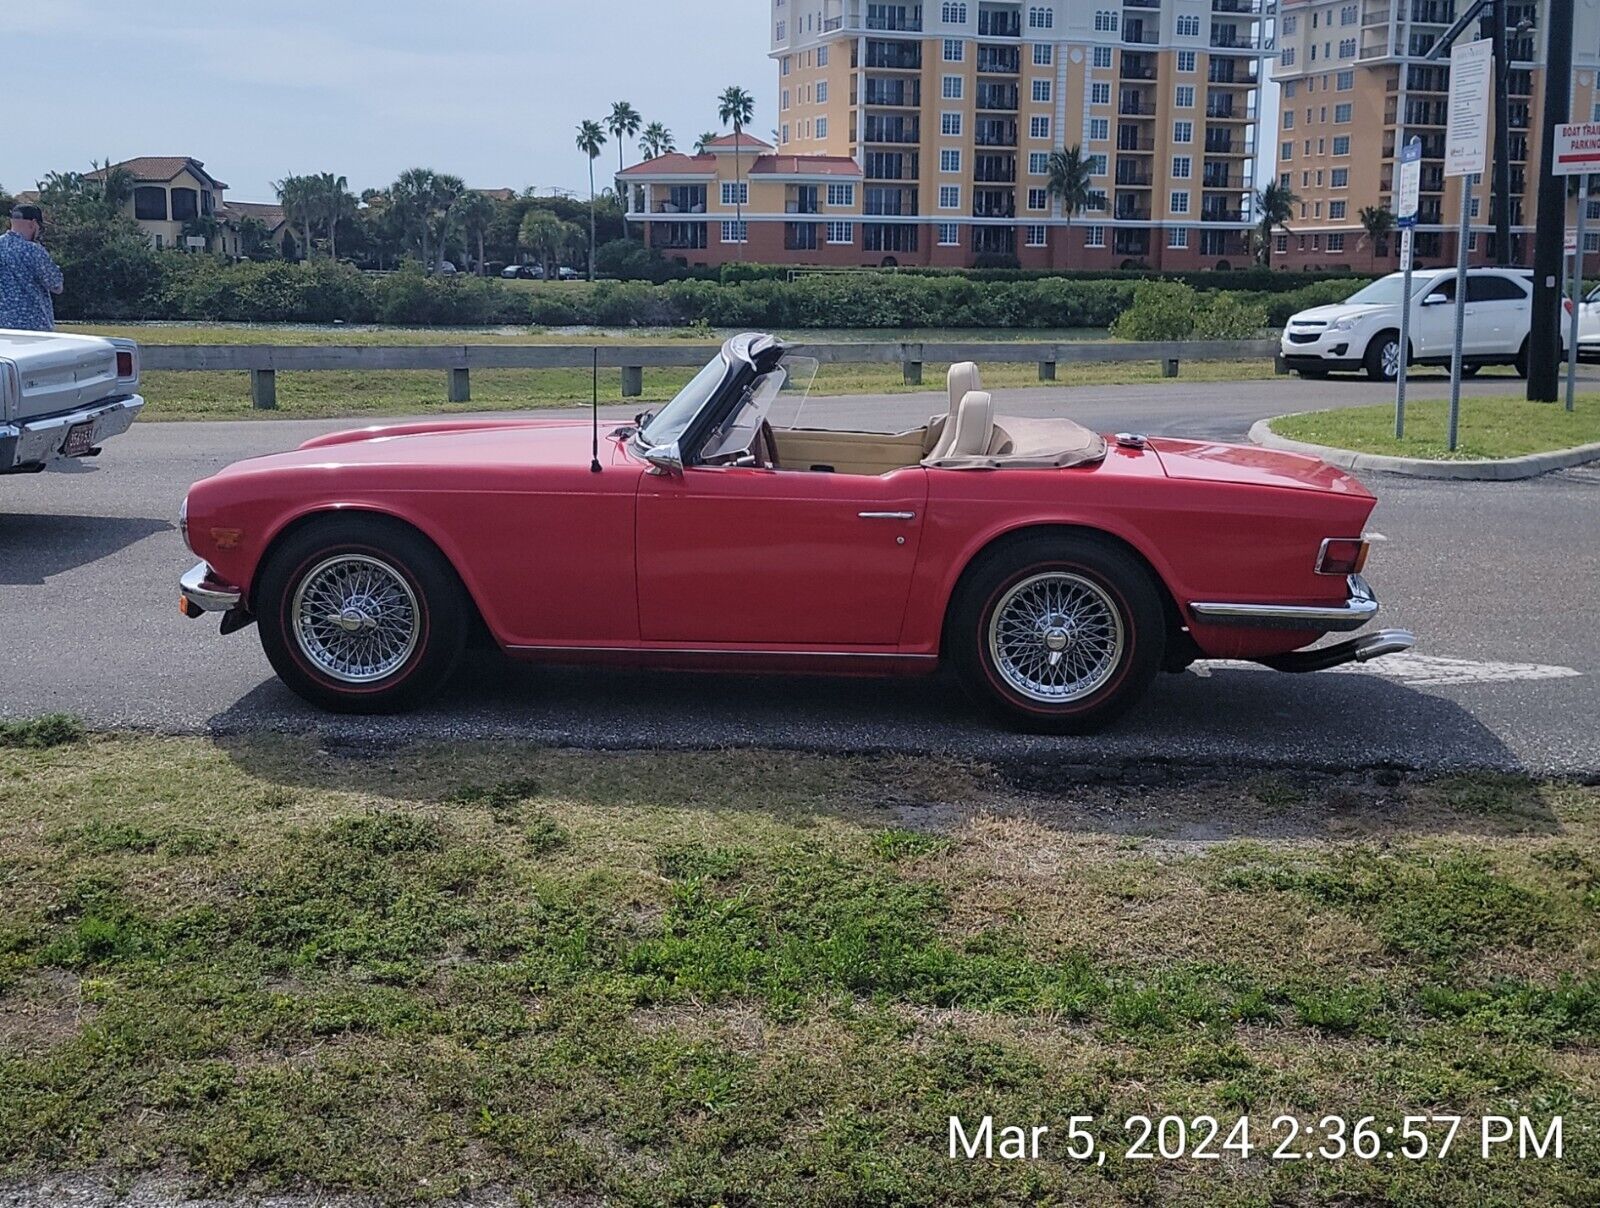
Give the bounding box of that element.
[0,330,122,424]
[1147,437,1373,496]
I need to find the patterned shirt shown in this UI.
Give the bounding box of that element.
[0,231,63,331]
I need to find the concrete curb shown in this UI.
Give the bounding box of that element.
[1249,417,1600,480]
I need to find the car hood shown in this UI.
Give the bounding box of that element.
[1148,437,1372,496]
[1287,303,1389,325]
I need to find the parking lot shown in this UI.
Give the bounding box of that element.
[2,373,1596,776]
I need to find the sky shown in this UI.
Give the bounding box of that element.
[4,0,775,204]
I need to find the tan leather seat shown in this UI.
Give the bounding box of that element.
[925,362,981,456]
[942,390,995,459]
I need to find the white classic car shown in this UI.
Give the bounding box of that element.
[0,329,144,474]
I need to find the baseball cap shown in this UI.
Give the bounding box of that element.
[9,204,42,222]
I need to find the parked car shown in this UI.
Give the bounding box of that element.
[556,266,581,281]
[500,264,543,280]
[178,335,1412,731]
[1281,267,1568,381]
[1,329,144,475]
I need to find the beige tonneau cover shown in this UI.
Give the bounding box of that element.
[923,416,1108,470]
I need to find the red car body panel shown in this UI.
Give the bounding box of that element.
[181,416,1379,671]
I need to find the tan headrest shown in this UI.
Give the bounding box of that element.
[949,390,994,458]
[947,362,981,417]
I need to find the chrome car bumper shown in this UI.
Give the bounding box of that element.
[0,394,144,472]
[1189,574,1381,633]
[180,561,243,613]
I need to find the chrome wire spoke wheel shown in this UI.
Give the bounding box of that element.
[987,571,1125,704]
[290,554,421,684]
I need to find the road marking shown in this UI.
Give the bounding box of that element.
[1193,653,1582,687]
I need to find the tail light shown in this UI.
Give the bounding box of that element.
[116,350,135,378]
[1564,298,1575,317]
[109,338,139,384]
[1316,537,1369,576]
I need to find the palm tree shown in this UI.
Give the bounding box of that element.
[390,168,437,265]
[717,85,756,258]
[608,101,643,178]
[640,121,675,160]
[274,174,317,261]
[575,119,608,280]
[1254,182,1299,268]
[694,131,719,154]
[1044,147,1096,266]
[313,172,356,261]
[520,208,582,279]
[1358,205,1396,269]
[455,189,497,275]
[428,173,466,272]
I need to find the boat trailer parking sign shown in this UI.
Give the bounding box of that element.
[1553,123,1600,175]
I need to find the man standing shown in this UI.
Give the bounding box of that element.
[0,204,64,331]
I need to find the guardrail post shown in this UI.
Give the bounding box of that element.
[903,343,923,386]
[621,365,644,397]
[250,368,277,410]
[448,367,471,403]
[1162,357,1180,378]
[1038,359,1057,381]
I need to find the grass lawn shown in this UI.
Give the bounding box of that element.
[1271,397,1600,461]
[60,323,1279,422]
[1,720,1596,1204]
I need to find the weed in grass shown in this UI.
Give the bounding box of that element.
[445,778,541,822]
[870,828,952,862]
[1283,979,1389,1035]
[523,813,569,855]
[655,842,743,883]
[0,713,84,749]
[1246,774,1307,808]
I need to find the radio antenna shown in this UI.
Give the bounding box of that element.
[589,347,602,473]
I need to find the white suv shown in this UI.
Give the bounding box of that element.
[1281,267,1563,382]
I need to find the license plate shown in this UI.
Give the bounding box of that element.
[61,422,94,458]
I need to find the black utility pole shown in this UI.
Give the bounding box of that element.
[1488,0,1513,264]
[1529,0,1575,402]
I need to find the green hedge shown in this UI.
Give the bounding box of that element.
[61,255,1371,332]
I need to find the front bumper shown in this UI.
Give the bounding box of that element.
[0,394,145,472]
[1280,329,1362,371]
[1188,574,1381,633]
[180,561,243,613]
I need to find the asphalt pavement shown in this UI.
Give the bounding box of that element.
[2,372,1596,776]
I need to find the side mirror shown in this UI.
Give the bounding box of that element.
[643,441,684,477]
[1422,292,1449,306]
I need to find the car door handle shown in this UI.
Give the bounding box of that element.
[858,510,917,520]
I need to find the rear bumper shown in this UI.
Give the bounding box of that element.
[0,394,144,472]
[1188,574,1381,633]
[180,561,243,613]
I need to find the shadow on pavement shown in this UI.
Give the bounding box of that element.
[0,513,172,585]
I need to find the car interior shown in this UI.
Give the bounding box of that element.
[755,362,1109,475]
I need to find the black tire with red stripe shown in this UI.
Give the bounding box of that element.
[947,534,1167,733]
[256,515,469,713]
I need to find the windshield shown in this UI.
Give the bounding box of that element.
[1343,273,1441,306]
[637,353,730,448]
[701,354,821,463]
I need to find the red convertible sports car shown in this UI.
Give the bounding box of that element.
[178,334,1413,731]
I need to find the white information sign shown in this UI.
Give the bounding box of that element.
[1395,139,1423,225]
[1444,38,1493,178]
[1552,122,1600,176]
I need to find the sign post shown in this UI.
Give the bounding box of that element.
[1550,122,1600,412]
[1443,38,1493,452]
[1394,138,1423,439]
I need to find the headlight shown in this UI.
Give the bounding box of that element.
[178,497,191,553]
[1327,316,1358,333]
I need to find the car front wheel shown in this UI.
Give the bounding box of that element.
[948,536,1166,733]
[1365,331,1402,381]
[256,516,469,713]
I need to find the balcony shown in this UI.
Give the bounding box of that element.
[973,188,1016,218]
[1115,165,1153,186]
[977,83,1019,110]
[863,116,920,143]
[1209,29,1261,51]
[977,46,1020,73]
[1114,202,1152,221]
[975,120,1019,147]
[977,8,1022,38]
[865,40,921,69]
[1121,54,1156,81]
[1114,231,1151,256]
[974,154,1017,183]
[864,79,921,106]
[785,222,819,251]
[653,222,707,251]
[653,186,707,214]
[1201,169,1235,189]
[1200,206,1244,222]
[1122,27,1159,46]
[1208,61,1258,85]
[1212,0,1261,10]
[785,185,820,215]
[1117,134,1156,152]
[1119,97,1156,117]
[865,4,921,31]
[864,186,917,215]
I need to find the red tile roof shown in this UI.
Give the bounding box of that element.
[86,157,228,190]
[701,132,775,152]
[618,152,718,178]
[749,155,863,177]
[219,201,287,230]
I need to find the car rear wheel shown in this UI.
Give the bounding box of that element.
[948,536,1166,733]
[256,516,469,713]
[1365,331,1402,381]
[1516,338,1530,379]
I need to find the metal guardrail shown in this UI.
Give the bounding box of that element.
[139,339,1283,409]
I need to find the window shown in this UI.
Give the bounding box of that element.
[1276,234,1288,252]
[942,75,964,99]
[1284,81,1298,99]
[1170,191,1190,214]
[1175,85,1194,107]
[1093,46,1113,68]
[939,184,961,208]
[1340,3,1357,24]
[1334,103,1351,122]
[1332,135,1350,155]
[1329,201,1346,219]
[1026,224,1048,246]
[782,55,791,75]
[817,45,828,66]
[1093,10,1118,32]
[1034,43,1053,66]
[1283,15,1297,33]
[1171,155,1191,179]
[1177,50,1195,72]
[826,183,855,206]
[944,38,964,60]
[1032,79,1052,103]
[782,124,790,144]
[133,186,168,221]
[1280,142,1293,161]
[1282,48,1295,66]
[1085,224,1105,247]
[1030,115,1050,139]
[816,117,829,138]
[1028,151,1050,174]
[941,1,968,20]
[1337,69,1353,90]
[1328,233,1346,251]
[1091,82,1110,105]
[825,221,854,244]
[1027,187,1048,210]
[1331,167,1349,187]
[1339,38,1356,58]
[775,20,786,39]
[721,182,748,206]
[1469,196,1480,219]
[1028,7,1053,30]
[1087,153,1107,175]
[940,148,962,172]
[937,222,960,245]
[816,81,829,103]
[1173,121,1193,143]
[720,220,747,243]
[1169,226,1189,248]
[1176,14,1200,36]
[1283,110,1295,130]
[1089,118,1108,140]
[942,111,963,135]
[781,90,790,110]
